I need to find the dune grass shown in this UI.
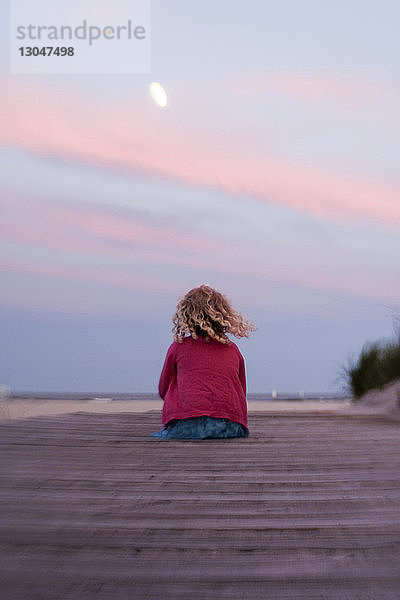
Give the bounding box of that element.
[344,335,400,399]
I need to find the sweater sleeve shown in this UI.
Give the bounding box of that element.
[238,351,247,396]
[158,343,177,399]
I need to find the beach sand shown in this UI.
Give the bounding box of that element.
[0,396,351,421]
[0,396,399,599]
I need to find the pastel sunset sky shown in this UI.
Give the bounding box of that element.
[1,0,399,393]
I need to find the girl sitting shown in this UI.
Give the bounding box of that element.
[151,284,255,440]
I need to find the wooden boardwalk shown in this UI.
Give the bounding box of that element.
[1,411,399,599]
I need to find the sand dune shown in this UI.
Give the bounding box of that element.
[346,379,400,419]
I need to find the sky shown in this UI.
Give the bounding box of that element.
[1,0,399,393]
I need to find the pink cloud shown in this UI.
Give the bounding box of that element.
[1,190,398,307]
[0,263,175,315]
[61,207,225,255]
[0,191,232,270]
[1,77,399,228]
[228,70,387,107]
[1,190,228,269]
[0,258,177,296]
[1,248,398,309]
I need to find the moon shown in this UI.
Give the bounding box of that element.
[149,82,168,108]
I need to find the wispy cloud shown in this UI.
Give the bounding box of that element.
[2,190,399,307]
[1,78,399,227]
[0,261,177,315]
[0,191,234,268]
[227,70,388,108]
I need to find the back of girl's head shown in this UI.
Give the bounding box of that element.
[172,284,255,344]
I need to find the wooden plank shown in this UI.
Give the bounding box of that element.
[0,411,399,599]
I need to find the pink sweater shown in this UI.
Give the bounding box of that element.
[158,336,248,429]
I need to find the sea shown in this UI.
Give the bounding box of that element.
[9,391,350,402]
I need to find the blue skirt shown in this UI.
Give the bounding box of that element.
[150,416,249,440]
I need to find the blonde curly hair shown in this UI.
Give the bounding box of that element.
[172,284,255,344]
